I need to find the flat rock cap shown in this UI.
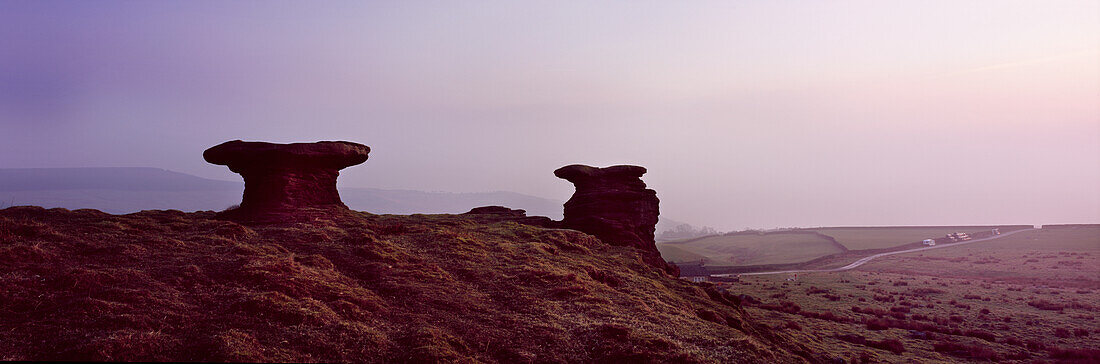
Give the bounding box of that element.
[554,164,647,182]
[204,140,370,169]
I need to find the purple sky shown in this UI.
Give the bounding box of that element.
[1,1,1098,230]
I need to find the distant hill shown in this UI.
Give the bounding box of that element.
[0,167,240,191]
[0,168,565,218]
[0,168,243,214]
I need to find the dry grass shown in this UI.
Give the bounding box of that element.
[0,206,810,363]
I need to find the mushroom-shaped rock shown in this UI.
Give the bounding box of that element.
[204,140,369,221]
[555,164,675,275]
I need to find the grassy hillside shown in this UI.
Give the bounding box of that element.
[808,226,1028,251]
[0,206,809,363]
[859,225,1100,287]
[719,225,1100,362]
[656,244,709,263]
[663,232,845,266]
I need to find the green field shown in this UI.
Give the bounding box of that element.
[808,226,1022,250]
[659,232,844,266]
[660,225,1034,268]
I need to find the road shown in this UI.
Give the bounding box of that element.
[712,228,1036,277]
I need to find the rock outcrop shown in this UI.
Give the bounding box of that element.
[204,140,370,222]
[463,205,555,227]
[554,164,676,275]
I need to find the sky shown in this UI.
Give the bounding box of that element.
[1,1,1097,230]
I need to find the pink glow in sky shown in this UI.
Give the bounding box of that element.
[1,1,1097,229]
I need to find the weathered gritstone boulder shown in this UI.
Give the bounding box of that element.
[204,140,370,222]
[463,205,555,227]
[555,164,676,275]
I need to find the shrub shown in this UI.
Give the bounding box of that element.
[798,310,850,323]
[1068,301,1097,310]
[932,341,999,360]
[1028,299,1065,311]
[851,306,887,317]
[586,270,622,287]
[376,223,407,236]
[908,330,933,340]
[873,295,895,303]
[1054,328,1072,338]
[1074,328,1090,337]
[865,318,890,331]
[869,339,905,354]
[964,329,996,342]
[784,320,801,331]
[1048,347,1100,361]
[1025,340,1046,351]
[978,308,990,315]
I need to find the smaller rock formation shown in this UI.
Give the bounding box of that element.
[204,140,369,222]
[463,205,555,227]
[555,164,676,275]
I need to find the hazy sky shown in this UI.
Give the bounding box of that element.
[2,1,1098,230]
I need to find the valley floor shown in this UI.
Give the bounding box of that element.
[717,226,1100,363]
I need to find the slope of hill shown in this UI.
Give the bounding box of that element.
[656,244,710,264]
[0,167,240,213]
[0,206,811,362]
[724,225,1100,362]
[0,167,239,191]
[661,232,847,266]
[806,226,1032,250]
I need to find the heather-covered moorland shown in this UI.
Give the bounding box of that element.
[717,225,1100,363]
[0,206,811,363]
